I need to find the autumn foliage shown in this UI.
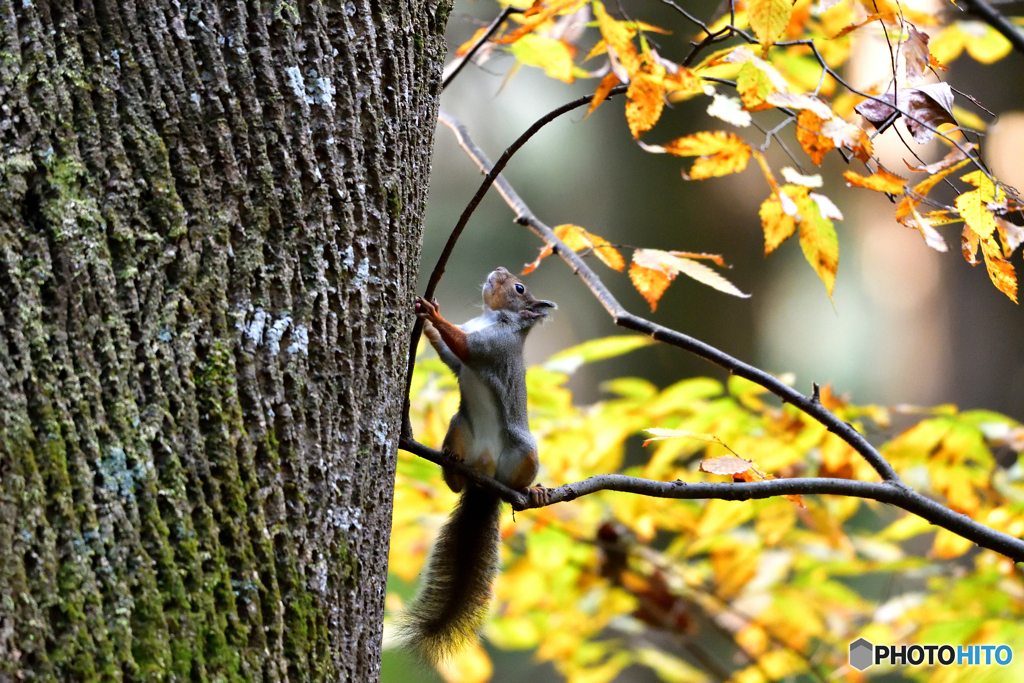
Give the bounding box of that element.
[390,0,1024,681]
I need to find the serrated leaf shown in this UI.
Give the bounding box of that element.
[748,0,793,56]
[736,61,775,111]
[658,131,751,179]
[633,248,750,300]
[981,236,1018,303]
[760,192,798,255]
[796,193,839,297]
[796,109,835,166]
[629,262,672,311]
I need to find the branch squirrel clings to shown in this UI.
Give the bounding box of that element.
[398,267,556,665]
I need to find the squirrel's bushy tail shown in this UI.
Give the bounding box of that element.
[397,485,502,665]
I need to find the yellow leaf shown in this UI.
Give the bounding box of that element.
[761,187,798,255]
[795,109,834,166]
[510,34,577,83]
[659,131,750,179]
[981,237,1018,303]
[796,193,839,297]
[955,188,996,239]
[931,527,974,559]
[556,224,625,271]
[456,26,490,56]
[748,0,793,57]
[843,168,906,194]
[736,61,775,111]
[523,224,624,274]
[625,62,666,138]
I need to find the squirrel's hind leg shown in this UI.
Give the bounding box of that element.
[442,415,469,493]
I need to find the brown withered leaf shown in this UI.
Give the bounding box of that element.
[903,25,931,84]
[856,83,956,144]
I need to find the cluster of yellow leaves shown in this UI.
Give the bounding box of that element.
[390,339,1024,681]
[844,149,1024,302]
[469,0,1023,303]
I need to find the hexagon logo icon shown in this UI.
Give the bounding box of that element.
[850,638,874,671]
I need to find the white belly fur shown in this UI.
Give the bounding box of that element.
[459,366,503,477]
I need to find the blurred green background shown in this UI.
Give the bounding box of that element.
[384,0,1024,679]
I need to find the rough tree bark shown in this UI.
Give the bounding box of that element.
[0,0,448,679]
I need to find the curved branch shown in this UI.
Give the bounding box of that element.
[401,85,627,437]
[441,7,523,91]
[436,108,907,488]
[400,437,1024,561]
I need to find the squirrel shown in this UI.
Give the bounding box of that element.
[398,266,555,665]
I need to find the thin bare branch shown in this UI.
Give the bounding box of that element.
[400,437,1024,561]
[441,6,522,90]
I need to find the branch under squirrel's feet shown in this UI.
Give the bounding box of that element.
[524,484,550,507]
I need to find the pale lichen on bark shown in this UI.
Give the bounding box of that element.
[0,0,449,679]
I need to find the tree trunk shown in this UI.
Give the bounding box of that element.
[0,0,448,679]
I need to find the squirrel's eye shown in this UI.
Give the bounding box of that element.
[515,283,525,294]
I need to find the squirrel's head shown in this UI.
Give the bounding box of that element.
[482,267,556,321]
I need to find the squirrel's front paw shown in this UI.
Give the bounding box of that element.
[524,484,550,507]
[414,296,440,320]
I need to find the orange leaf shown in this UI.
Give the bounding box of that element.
[524,224,624,274]
[629,263,671,311]
[587,72,621,117]
[843,167,906,194]
[981,236,1018,303]
[795,110,834,166]
[962,226,981,265]
[554,224,625,271]
[456,26,490,56]
[593,0,640,74]
[625,62,666,138]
